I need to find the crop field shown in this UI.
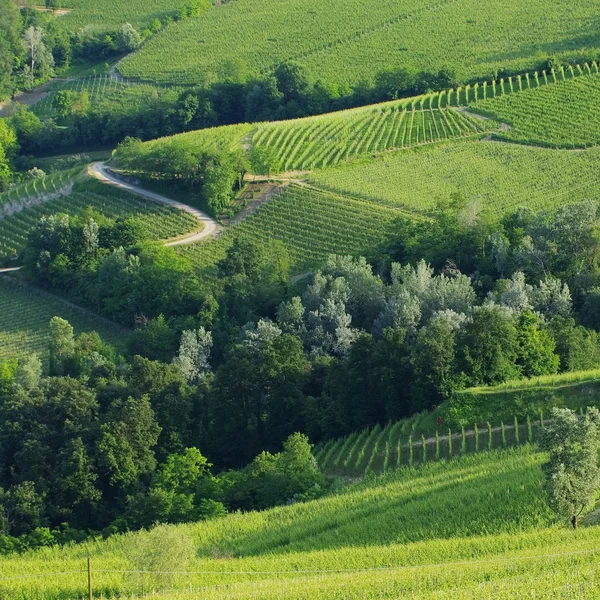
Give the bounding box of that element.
[3,447,600,599]
[307,140,600,216]
[476,72,600,148]
[120,0,600,86]
[0,180,199,262]
[180,184,403,275]
[136,103,493,176]
[0,277,126,363]
[31,75,182,119]
[0,168,82,208]
[56,0,184,31]
[252,107,492,171]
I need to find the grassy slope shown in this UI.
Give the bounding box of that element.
[0,277,126,362]
[308,139,600,216]
[474,72,600,147]
[2,447,600,598]
[121,0,600,85]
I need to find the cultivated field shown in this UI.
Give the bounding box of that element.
[57,0,184,31]
[2,447,600,599]
[31,75,182,120]
[0,277,126,363]
[308,140,600,216]
[120,0,600,85]
[180,184,404,275]
[475,71,600,147]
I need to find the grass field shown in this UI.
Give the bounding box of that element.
[0,277,126,363]
[3,447,600,598]
[476,71,600,148]
[307,140,600,216]
[120,0,600,86]
[180,184,404,275]
[0,179,198,262]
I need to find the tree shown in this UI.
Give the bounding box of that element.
[22,26,54,86]
[116,24,142,52]
[45,0,63,14]
[173,327,213,383]
[515,311,559,378]
[53,89,78,119]
[541,408,600,529]
[48,316,75,375]
[458,305,520,385]
[97,396,161,488]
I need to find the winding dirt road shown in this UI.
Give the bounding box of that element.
[89,162,219,246]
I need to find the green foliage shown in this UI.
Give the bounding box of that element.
[541,407,600,528]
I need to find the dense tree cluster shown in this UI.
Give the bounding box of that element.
[0,328,323,549]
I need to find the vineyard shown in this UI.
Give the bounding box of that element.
[0,277,126,363]
[119,0,600,86]
[307,140,600,216]
[3,446,600,598]
[474,72,600,148]
[56,0,186,31]
[180,184,404,275]
[251,106,491,171]
[31,75,182,119]
[0,167,82,208]
[0,179,199,263]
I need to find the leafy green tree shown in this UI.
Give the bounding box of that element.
[14,355,42,391]
[116,23,142,52]
[458,305,520,385]
[549,317,600,372]
[52,89,78,119]
[97,396,161,488]
[209,334,308,466]
[173,327,213,383]
[45,0,63,13]
[515,311,560,378]
[48,316,75,375]
[541,408,600,528]
[411,315,459,409]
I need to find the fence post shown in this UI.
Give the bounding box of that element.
[88,557,93,600]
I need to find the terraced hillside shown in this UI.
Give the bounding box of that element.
[3,447,600,599]
[475,71,600,148]
[180,184,405,275]
[308,140,600,216]
[120,0,600,86]
[0,178,198,263]
[0,277,126,362]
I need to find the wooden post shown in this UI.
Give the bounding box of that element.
[88,557,93,600]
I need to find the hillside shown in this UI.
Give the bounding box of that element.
[4,447,600,599]
[119,0,600,85]
[308,140,600,216]
[0,277,126,362]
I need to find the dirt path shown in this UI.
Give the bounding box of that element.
[0,267,22,274]
[89,162,219,246]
